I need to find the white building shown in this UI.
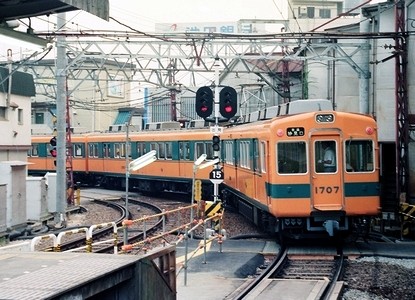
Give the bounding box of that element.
[0,66,35,236]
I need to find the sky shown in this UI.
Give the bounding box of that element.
[0,0,287,58]
[0,0,384,61]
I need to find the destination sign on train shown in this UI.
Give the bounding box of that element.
[287,127,305,136]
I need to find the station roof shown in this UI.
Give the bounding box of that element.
[0,0,109,21]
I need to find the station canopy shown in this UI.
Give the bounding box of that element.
[0,0,109,21]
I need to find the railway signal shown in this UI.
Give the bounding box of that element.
[195,86,213,119]
[212,135,220,152]
[219,86,237,119]
[49,136,57,157]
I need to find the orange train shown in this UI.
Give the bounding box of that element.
[29,100,381,238]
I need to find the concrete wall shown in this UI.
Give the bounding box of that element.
[0,162,27,229]
[26,177,50,221]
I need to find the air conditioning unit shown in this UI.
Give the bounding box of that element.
[299,6,307,17]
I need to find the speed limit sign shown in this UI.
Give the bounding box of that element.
[209,169,224,184]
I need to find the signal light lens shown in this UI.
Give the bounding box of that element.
[219,86,237,119]
[50,137,57,146]
[212,136,220,152]
[50,148,57,157]
[196,87,213,119]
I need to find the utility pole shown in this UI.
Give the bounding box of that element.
[55,13,67,225]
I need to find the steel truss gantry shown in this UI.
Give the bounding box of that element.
[26,31,399,97]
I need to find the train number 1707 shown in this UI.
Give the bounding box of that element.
[314,186,339,194]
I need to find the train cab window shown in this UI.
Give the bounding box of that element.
[277,142,307,174]
[159,142,166,159]
[29,144,40,157]
[73,144,84,157]
[89,143,99,158]
[179,142,190,160]
[345,140,374,172]
[315,141,337,173]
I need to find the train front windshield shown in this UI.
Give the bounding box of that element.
[277,139,374,174]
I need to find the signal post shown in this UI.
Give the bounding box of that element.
[194,57,237,231]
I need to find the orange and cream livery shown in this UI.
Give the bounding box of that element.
[29,100,381,238]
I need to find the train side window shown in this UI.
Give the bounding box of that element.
[136,142,146,158]
[103,143,111,158]
[165,142,172,160]
[194,142,205,160]
[224,140,234,165]
[277,141,307,174]
[254,139,259,172]
[206,141,214,159]
[260,141,266,173]
[114,143,121,158]
[345,140,374,172]
[159,142,166,159]
[89,143,99,158]
[73,144,84,157]
[179,142,190,160]
[30,144,40,157]
[150,143,159,158]
[121,143,126,158]
[238,141,251,170]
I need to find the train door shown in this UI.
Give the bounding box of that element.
[310,135,344,211]
[254,140,269,205]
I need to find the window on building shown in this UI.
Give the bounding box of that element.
[0,107,6,120]
[307,7,315,18]
[35,112,44,124]
[18,109,23,125]
[319,8,331,18]
[298,6,315,18]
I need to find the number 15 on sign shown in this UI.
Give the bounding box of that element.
[209,170,224,184]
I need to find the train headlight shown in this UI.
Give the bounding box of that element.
[277,129,284,137]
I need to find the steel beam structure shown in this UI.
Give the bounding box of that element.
[395,0,409,201]
[17,31,399,97]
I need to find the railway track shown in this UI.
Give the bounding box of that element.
[231,246,345,300]
[32,197,165,253]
